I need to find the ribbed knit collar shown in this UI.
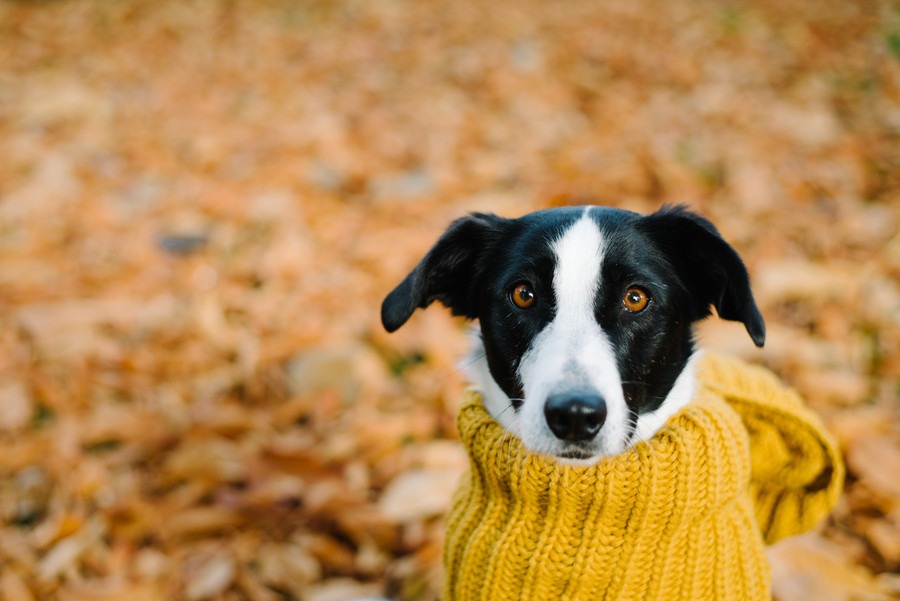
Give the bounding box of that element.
[454,387,750,521]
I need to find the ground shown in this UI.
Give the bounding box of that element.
[0,1,898,600]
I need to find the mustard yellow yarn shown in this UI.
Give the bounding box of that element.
[443,353,843,601]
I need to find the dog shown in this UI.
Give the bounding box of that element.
[381,204,765,464]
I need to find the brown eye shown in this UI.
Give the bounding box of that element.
[623,287,649,312]
[511,283,536,309]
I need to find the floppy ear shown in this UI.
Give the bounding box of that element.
[637,205,766,347]
[381,213,509,333]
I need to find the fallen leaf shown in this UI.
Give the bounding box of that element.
[755,260,859,303]
[56,579,162,601]
[183,552,235,601]
[0,568,36,601]
[378,468,466,523]
[305,579,385,601]
[768,532,894,601]
[38,517,107,583]
[0,382,32,432]
[846,435,900,501]
[256,542,322,595]
[861,515,900,568]
[160,507,244,542]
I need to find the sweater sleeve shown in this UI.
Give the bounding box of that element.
[699,353,845,545]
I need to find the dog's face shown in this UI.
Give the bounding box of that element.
[382,206,764,463]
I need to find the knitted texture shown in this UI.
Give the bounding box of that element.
[443,353,843,601]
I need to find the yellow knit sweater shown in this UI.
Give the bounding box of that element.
[443,353,843,601]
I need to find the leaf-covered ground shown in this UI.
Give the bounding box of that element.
[0,1,898,600]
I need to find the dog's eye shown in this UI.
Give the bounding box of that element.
[623,287,650,312]
[510,283,536,309]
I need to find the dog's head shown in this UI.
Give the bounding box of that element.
[382,205,764,463]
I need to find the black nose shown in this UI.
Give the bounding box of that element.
[544,391,607,442]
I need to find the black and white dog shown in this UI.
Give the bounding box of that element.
[382,205,765,464]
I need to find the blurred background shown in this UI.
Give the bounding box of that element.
[0,1,898,600]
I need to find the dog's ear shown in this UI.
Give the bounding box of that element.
[381,213,509,333]
[637,205,766,347]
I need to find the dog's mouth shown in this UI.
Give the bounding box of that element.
[557,447,595,461]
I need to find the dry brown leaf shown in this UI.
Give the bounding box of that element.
[162,438,247,485]
[305,578,385,601]
[0,528,38,572]
[793,368,871,407]
[299,534,358,574]
[769,533,895,601]
[160,506,244,542]
[755,261,858,304]
[79,405,169,447]
[825,407,895,451]
[861,515,900,568]
[846,435,900,502]
[333,504,398,549]
[132,548,171,583]
[378,468,466,523]
[56,580,163,601]
[256,542,322,595]
[30,511,85,550]
[0,568,36,601]
[37,517,107,584]
[758,324,866,373]
[0,382,33,432]
[183,552,236,601]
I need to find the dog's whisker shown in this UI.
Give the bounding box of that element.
[457,350,488,372]
[494,398,525,418]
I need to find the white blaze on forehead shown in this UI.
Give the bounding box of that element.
[516,209,630,459]
[553,212,604,320]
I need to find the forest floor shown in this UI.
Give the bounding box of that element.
[0,1,899,600]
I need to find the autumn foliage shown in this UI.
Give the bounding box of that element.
[0,1,898,600]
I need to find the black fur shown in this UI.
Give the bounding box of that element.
[635,205,766,347]
[381,213,512,332]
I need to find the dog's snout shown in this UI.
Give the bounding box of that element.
[544,392,607,442]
